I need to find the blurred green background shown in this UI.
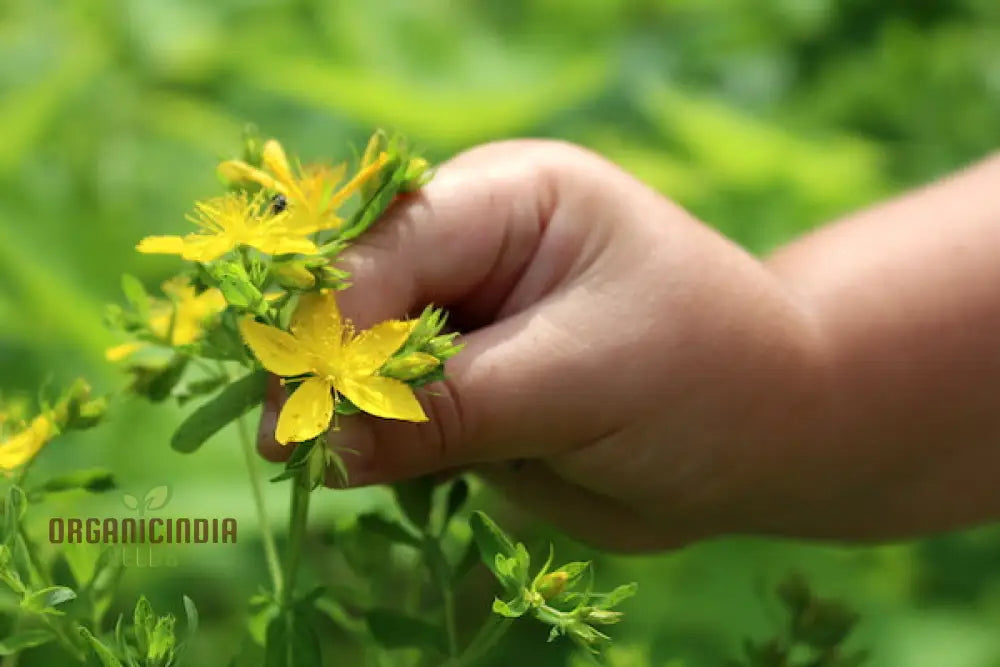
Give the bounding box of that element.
[3,0,1000,665]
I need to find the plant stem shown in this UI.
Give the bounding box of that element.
[235,413,284,601]
[282,470,311,607]
[454,615,513,667]
[442,588,458,659]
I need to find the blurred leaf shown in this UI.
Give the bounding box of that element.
[365,609,447,654]
[264,611,321,667]
[0,629,55,655]
[29,468,116,499]
[171,370,267,453]
[241,57,608,147]
[79,627,123,667]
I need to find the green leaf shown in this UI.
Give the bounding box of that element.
[450,539,480,585]
[443,477,469,525]
[596,583,638,610]
[365,609,447,654]
[147,614,176,661]
[182,595,199,643]
[392,476,436,531]
[356,513,421,548]
[21,586,76,614]
[171,370,268,453]
[30,468,116,498]
[0,628,55,655]
[121,274,150,322]
[141,355,190,403]
[133,596,155,654]
[264,610,322,667]
[492,595,532,618]
[79,627,124,667]
[469,511,521,587]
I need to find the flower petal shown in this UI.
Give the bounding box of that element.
[337,374,427,422]
[136,236,186,255]
[0,416,53,470]
[218,160,285,194]
[290,290,343,356]
[238,318,312,377]
[262,140,297,192]
[344,320,416,375]
[328,153,389,210]
[105,342,145,362]
[179,234,236,262]
[276,377,334,444]
[251,232,320,257]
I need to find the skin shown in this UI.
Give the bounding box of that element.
[258,140,1000,551]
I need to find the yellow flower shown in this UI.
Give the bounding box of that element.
[136,191,320,262]
[105,278,227,361]
[218,139,389,235]
[239,290,427,444]
[0,414,54,471]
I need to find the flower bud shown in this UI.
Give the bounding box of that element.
[272,261,317,290]
[401,157,431,192]
[579,607,624,625]
[381,352,440,381]
[361,130,390,200]
[426,334,461,360]
[69,398,109,431]
[536,571,570,600]
[209,262,265,313]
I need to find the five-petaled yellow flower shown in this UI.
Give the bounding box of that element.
[0,413,54,472]
[105,277,227,361]
[218,139,389,235]
[136,191,319,262]
[239,290,427,445]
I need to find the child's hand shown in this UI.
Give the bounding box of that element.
[259,141,1000,550]
[258,140,826,550]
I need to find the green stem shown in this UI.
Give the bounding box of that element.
[16,526,48,588]
[282,470,311,607]
[454,615,513,667]
[442,587,458,661]
[235,413,284,602]
[42,618,86,663]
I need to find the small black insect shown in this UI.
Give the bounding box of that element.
[270,193,287,214]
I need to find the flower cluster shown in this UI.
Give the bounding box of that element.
[0,129,639,666]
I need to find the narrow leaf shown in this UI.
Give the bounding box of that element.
[79,627,124,667]
[171,370,268,453]
[0,629,55,655]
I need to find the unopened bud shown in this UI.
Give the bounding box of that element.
[426,334,461,360]
[272,261,316,290]
[401,157,431,192]
[361,130,390,200]
[381,352,440,381]
[536,571,570,601]
[580,607,624,625]
[69,398,108,431]
[209,263,264,313]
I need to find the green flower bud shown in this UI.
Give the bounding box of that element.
[209,262,264,313]
[69,398,109,430]
[361,130,390,200]
[401,157,431,192]
[381,352,441,381]
[579,608,624,626]
[272,261,316,290]
[536,571,570,600]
